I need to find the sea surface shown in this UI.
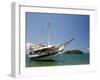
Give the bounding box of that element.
[26,53,89,67]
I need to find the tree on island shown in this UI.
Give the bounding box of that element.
[64,50,84,54]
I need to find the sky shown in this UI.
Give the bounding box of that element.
[26,12,89,52]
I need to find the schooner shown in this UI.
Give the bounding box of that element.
[27,18,74,60]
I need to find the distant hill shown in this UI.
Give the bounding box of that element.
[64,50,84,54]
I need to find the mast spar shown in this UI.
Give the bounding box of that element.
[47,17,52,47]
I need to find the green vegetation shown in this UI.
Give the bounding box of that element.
[64,50,84,54]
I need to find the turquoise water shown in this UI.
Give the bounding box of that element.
[26,53,89,67]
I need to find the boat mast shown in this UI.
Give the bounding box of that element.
[47,17,51,47]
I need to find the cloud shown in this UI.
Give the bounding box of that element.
[87,48,89,50]
[26,43,33,49]
[26,43,39,49]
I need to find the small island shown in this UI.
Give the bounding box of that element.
[64,50,84,54]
